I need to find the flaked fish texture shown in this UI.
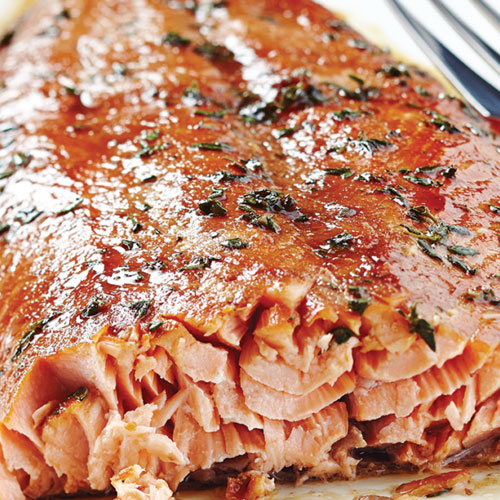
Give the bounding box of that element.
[0,0,499,499]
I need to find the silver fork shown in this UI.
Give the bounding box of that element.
[387,0,500,118]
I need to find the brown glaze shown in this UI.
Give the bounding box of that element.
[0,0,499,416]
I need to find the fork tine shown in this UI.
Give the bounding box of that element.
[431,0,500,75]
[471,0,500,29]
[386,0,500,117]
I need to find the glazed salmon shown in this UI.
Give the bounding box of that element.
[0,0,499,499]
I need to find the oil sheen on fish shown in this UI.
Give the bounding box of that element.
[0,0,499,499]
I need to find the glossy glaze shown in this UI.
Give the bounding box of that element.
[0,0,498,436]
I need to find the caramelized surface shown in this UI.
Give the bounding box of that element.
[0,0,499,497]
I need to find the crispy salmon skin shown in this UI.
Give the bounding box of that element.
[0,0,499,499]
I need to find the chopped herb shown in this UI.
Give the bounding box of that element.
[404,175,434,187]
[199,199,227,216]
[350,135,392,156]
[128,214,143,233]
[416,86,432,97]
[347,39,369,50]
[142,129,160,141]
[190,141,234,152]
[0,169,14,180]
[121,239,142,250]
[330,326,356,344]
[348,74,364,86]
[11,152,31,167]
[348,286,370,315]
[57,197,84,215]
[463,288,500,306]
[430,118,460,134]
[327,19,348,30]
[417,239,444,261]
[323,167,353,178]
[239,189,296,213]
[327,232,354,248]
[447,245,479,256]
[279,81,327,110]
[415,164,456,178]
[0,223,10,235]
[379,186,408,207]
[221,238,249,249]
[325,81,380,101]
[112,62,128,76]
[241,212,280,232]
[127,299,152,318]
[398,304,436,351]
[162,32,191,46]
[181,256,221,270]
[15,207,42,224]
[11,310,62,361]
[70,387,88,402]
[377,63,409,77]
[239,101,280,124]
[0,30,15,47]
[183,81,204,106]
[356,172,384,183]
[194,109,228,118]
[490,204,500,214]
[213,169,248,183]
[195,42,233,61]
[135,134,169,157]
[332,108,361,121]
[272,126,301,139]
[447,255,477,275]
[148,319,164,331]
[406,205,438,224]
[81,296,106,318]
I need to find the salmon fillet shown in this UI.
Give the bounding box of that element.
[0,0,499,498]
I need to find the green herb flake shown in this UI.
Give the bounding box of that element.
[162,32,191,46]
[199,199,227,216]
[190,141,234,152]
[221,238,249,249]
[0,223,10,235]
[81,296,106,319]
[417,239,444,261]
[239,189,296,213]
[447,255,477,275]
[347,39,369,50]
[377,63,409,77]
[15,207,42,224]
[11,152,31,167]
[415,86,432,97]
[330,326,356,344]
[194,42,234,61]
[127,215,143,233]
[57,197,84,215]
[327,232,354,248]
[447,245,479,256]
[430,118,460,134]
[241,212,280,232]
[127,299,152,319]
[272,126,300,139]
[181,256,221,270]
[323,167,353,178]
[11,310,62,361]
[490,204,500,214]
[70,386,89,402]
[398,304,436,351]
[194,109,228,118]
[148,319,164,331]
[121,239,142,250]
[404,175,434,187]
[332,108,361,121]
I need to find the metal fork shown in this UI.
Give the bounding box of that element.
[387,0,500,118]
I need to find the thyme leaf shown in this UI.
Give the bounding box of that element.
[398,304,436,351]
